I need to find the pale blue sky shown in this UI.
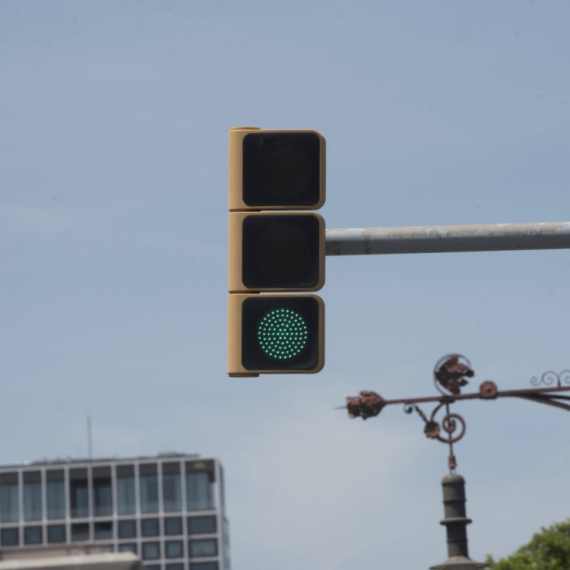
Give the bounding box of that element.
[1,1,570,569]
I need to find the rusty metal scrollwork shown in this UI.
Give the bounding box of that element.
[434,354,474,395]
[530,370,570,387]
[343,356,570,473]
[425,402,467,444]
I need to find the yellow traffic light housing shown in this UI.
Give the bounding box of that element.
[227,127,326,377]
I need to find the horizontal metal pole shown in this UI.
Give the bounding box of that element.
[325,221,570,256]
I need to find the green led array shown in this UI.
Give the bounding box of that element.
[257,308,308,360]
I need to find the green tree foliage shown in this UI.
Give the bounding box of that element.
[486,520,570,570]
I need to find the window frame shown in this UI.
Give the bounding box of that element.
[141,541,161,560]
[165,539,184,559]
[189,538,218,558]
[188,516,217,534]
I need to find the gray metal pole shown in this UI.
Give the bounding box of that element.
[325,221,570,256]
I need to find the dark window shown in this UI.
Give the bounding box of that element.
[93,468,112,517]
[24,526,42,545]
[145,566,161,570]
[95,521,113,540]
[0,473,20,523]
[142,518,159,537]
[188,516,216,534]
[142,542,160,560]
[189,539,217,558]
[23,472,42,521]
[71,523,90,542]
[186,473,214,511]
[166,540,183,558]
[166,565,184,570]
[163,475,182,512]
[116,465,136,515]
[165,517,182,535]
[1,528,19,546]
[139,464,158,514]
[162,462,182,512]
[47,480,66,520]
[47,525,66,543]
[70,469,89,518]
[119,520,137,538]
[118,543,137,554]
[190,563,218,570]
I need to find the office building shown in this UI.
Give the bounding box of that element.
[0,454,229,570]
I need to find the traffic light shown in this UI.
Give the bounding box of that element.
[228,294,324,374]
[228,127,326,377]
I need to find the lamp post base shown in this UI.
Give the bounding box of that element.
[430,555,487,570]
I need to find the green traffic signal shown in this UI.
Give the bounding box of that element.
[257,308,309,360]
[228,294,324,375]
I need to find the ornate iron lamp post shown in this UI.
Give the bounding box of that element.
[343,355,570,570]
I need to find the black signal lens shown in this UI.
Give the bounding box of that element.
[242,132,321,207]
[242,214,321,290]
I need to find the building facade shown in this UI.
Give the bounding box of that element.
[0,454,229,570]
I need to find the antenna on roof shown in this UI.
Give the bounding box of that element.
[87,413,93,461]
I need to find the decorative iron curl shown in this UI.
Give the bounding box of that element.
[404,404,430,425]
[530,370,570,387]
[427,402,467,445]
[560,370,570,386]
[440,413,466,444]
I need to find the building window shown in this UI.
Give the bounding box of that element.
[188,516,216,534]
[70,469,89,518]
[47,525,66,543]
[166,565,184,570]
[142,518,159,537]
[119,543,137,554]
[145,566,161,570]
[0,479,19,523]
[117,475,136,515]
[119,520,137,539]
[93,468,112,517]
[71,523,90,542]
[24,526,42,545]
[47,480,66,520]
[165,517,182,535]
[1,528,19,546]
[142,542,160,560]
[166,540,183,558]
[95,521,113,540]
[189,539,217,558]
[186,473,214,511]
[140,474,159,513]
[190,563,218,570]
[23,482,42,521]
[163,473,182,512]
[23,473,42,521]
